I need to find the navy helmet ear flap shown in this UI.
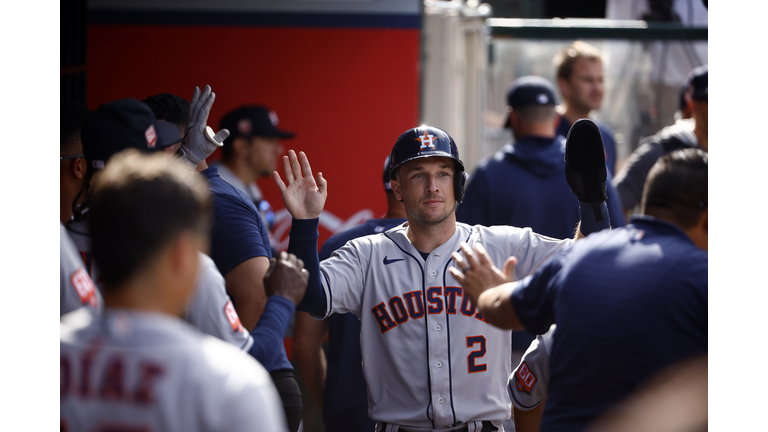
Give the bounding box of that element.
[455,170,467,203]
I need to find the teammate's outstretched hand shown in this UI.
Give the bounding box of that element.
[449,242,517,305]
[273,150,327,219]
[178,85,230,170]
[264,251,310,305]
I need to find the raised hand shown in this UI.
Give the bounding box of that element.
[179,85,229,169]
[272,150,327,219]
[449,242,517,305]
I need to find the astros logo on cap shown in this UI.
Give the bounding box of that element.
[415,130,437,151]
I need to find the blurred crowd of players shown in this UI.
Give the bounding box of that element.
[60,40,707,432]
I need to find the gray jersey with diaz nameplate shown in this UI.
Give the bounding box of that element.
[318,222,570,429]
[60,309,287,432]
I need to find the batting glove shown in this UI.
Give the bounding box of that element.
[565,119,608,221]
[178,85,229,169]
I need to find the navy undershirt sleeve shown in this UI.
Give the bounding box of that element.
[247,295,295,369]
[287,218,327,313]
[509,256,563,335]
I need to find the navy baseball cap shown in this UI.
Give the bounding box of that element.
[686,65,708,101]
[504,76,558,128]
[220,106,296,142]
[82,98,180,170]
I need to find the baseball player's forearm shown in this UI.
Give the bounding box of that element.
[514,401,546,432]
[287,218,327,313]
[248,295,296,368]
[292,312,328,407]
[477,283,524,330]
[224,256,271,331]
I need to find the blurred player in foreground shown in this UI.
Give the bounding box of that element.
[60,149,294,432]
[451,148,707,432]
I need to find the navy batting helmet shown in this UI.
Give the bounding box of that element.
[389,126,467,203]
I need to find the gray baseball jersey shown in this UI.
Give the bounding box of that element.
[61,223,103,316]
[317,222,570,428]
[66,220,252,351]
[60,308,287,432]
[185,253,254,351]
[509,324,555,411]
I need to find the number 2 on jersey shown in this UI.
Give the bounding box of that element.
[466,335,487,373]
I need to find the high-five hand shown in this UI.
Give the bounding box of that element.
[273,150,327,219]
[449,242,517,305]
[179,85,229,168]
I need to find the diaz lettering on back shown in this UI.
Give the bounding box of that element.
[61,341,165,405]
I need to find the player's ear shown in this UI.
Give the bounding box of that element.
[390,178,403,202]
[73,157,86,179]
[510,111,519,130]
[557,77,570,98]
[553,112,562,129]
[233,137,250,157]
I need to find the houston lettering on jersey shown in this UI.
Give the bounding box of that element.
[370,286,488,334]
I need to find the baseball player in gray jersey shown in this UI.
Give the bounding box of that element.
[61,223,103,316]
[60,150,291,432]
[274,122,610,431]
[67,219,254,350]
[509,325,555,432]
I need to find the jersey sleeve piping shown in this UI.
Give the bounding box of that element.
[510,386,546,410]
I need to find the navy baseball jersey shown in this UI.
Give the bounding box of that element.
[456,136,624,352]
[60,223,103,316]
[60,309,288,432]
[319,218,407,432]
[510,215,707,432]
[314,222,571,429]
[202,166,293,373]
[202,166,272,275]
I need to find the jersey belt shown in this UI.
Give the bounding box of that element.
[375,421,497,432]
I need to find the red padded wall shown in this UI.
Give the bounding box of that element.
[88,24,420,248]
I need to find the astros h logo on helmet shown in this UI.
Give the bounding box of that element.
[415,130,437,151]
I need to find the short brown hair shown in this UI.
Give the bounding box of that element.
[555,41,603,81]
[641,148,708,229]
[89,149,211,288]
